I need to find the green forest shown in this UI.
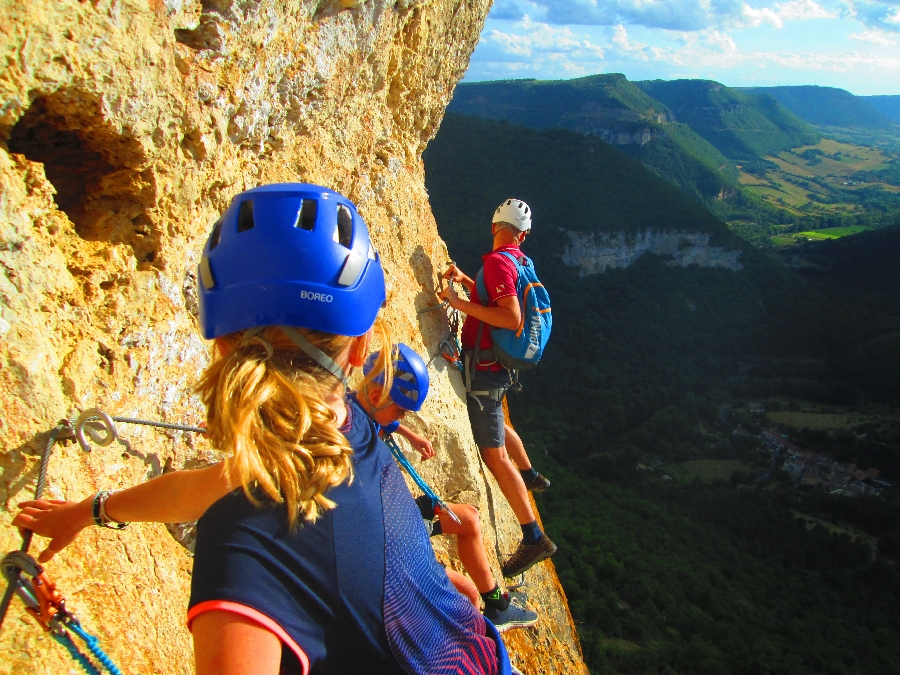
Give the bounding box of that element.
[424,111,900,675]
[447,76,900,247]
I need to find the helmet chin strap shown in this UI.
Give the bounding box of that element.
[278,325,350,389]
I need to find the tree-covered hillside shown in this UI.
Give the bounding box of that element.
[448,75,900,245]
[447,74,741,205]
[447,74,669,133]
[636,79,821,161]
[744,86,896,131]
[864,95,900,124]
[534,460,900,675]
[424,113,734,274]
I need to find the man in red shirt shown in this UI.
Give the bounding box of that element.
[439,199,557,579]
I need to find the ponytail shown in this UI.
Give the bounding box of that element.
[195,318,394,527]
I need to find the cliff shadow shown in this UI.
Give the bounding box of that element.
[0,430,58,508]
[410,244,452,343]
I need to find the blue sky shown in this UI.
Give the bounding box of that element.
[464,0,900,95]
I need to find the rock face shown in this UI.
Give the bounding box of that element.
[562,229,743,276]
[0,2,587,674]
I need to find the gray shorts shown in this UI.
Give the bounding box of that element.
[466,367,512,449]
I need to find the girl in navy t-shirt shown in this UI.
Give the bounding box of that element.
[15,185,513,675]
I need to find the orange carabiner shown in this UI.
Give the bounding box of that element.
[26,569,66,632]
[2,551,68,633]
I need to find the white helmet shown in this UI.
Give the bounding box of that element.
[493,199,532,232]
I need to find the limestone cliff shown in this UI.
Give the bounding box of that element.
[562,229,743,276]
[0,2,587,674]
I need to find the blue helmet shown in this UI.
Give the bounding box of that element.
[364,343,430,412]
[198,183,385,339]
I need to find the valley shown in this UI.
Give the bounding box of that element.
[427,82,900,674]
[447,76,900,249]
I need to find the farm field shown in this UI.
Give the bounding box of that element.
[770,225,869,246]
[665,459,753,483]
[741,138,899,217]
[790,510,879,557]
[760,397,888,430]
[767,411,857,430]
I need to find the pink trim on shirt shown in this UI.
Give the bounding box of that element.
[187,600,310,675]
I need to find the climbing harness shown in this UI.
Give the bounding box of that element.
[383,435,461,526]
[0,407,207,673]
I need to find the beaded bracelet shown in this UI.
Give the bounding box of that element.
[91,490,129,530]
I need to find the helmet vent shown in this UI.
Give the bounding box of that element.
[336,204,353,249]
[295,199,317,231]
[208,218,222,250]
[237,200,255,232]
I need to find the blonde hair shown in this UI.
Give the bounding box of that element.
[195,318,394,527]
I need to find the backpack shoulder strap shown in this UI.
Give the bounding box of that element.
[496,250,526,269]
[475,266,488,307]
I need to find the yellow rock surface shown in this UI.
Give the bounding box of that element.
[0,2,587,673]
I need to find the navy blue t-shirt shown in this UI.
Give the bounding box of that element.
[189,396,501,675]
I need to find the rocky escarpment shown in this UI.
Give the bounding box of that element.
[0,2,586,674]
[562,230,743,276]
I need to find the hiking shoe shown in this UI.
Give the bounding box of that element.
[522,472,550,492]
[502,534,557,578]
[483,597,539,633]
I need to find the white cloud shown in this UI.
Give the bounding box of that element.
[488,0,747,31]
[470,2,900,86]
[611,24,647,52]
[487,0,900,35]
[489,30,534,56]
[485,16,607,65]
[775,0,837,20]
[705,30,740,52]
[740,3,784,28]
[849,29,896,44]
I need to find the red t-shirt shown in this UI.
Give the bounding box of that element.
[461,244,523,370]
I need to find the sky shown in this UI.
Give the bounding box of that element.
[464,0,900,95]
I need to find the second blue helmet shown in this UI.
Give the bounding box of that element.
[364,343,430,412]
[197,183,385,339]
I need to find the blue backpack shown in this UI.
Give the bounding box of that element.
[475,251,552,370]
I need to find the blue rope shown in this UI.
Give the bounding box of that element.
[384,436,454,518]
[51,630,102,675]
[67,621,124,675]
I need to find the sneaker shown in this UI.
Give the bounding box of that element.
[502,534,557,578]
[522,472,550,492]
[483,596,539,633]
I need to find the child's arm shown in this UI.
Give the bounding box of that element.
[395,424,434,460]
[13,462,233,562]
